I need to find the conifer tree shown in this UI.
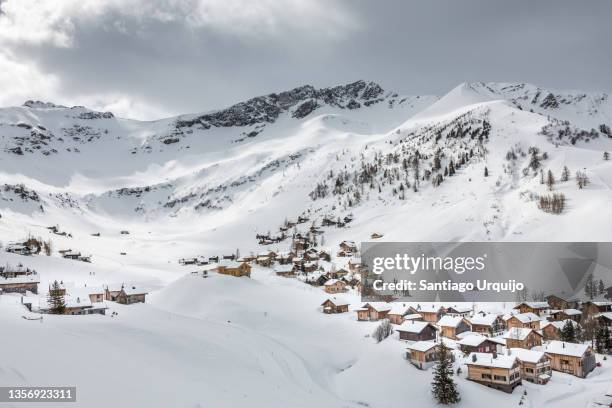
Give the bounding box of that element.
[431,341,460,404]
[561,166,570,182]
[484,167,489,177]
[48,280,66,315]
[560,320,576,343]
[546,170,555,191]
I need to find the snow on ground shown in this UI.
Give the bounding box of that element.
[1,81,612,407]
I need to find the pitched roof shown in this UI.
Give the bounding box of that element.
[457,334,490,347]
[510,312,541,323]
[321,298,350,307]
[514,302,549,309]
[397,320,435,334]
[467,353,517,369]
[363,302,391,312]
[503,327,539,341]
[437,315,464,328]
[544,341,590,357]
[406,341,438,352]
[467,314,499,326]
[509,348,547,364]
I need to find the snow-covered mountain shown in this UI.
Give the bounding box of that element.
[1,80,611,259]
[2,80,612,408]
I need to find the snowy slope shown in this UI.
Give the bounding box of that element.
[1,80,612,407]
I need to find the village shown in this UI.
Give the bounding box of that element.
[2,219,612,405]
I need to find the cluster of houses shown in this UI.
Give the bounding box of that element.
[320,296,609,393]
[26,283,149,315]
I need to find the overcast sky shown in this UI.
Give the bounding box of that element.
[1,0,611,120]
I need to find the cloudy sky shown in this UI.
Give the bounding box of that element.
[1,0,611,120]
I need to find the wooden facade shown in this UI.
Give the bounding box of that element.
[547,295,580,311]
[324,279,347,294]
[506,313,541,330]
[466,354,522,393]
[217,262,251,277]
[504,328,542,350]
[321,299,349,314]
[396,321,438,342]
[544,341,596,378]
[356,303,391,321]
[405,342,443,370]
[514,302,549,316]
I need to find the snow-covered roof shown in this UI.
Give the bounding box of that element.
[437,315,464,328]
[467,353,517,369]
[541,319,578,331]
[274,265,294,273]
[544,341,590,357]
[0,275,40,285]
[123,286,147,296]
[362,302,392,312]
[457,334,489,347]
[597,312,612,320]
[514,301,549,309]
[403,313,423,320]
[406,341,438,352]
[511,312,541,323]
[322,298,350,307]
[397,320,434,333]
[324,279,343,286]
[467,314,499,326]
[503,327,538,341]
[388,303,411,315]
[509,348,546,364]
[446,305,472,313]
[554,308,582,316]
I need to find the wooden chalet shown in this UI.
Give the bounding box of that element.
[547,294,580,311]
[549,308,582,323]
[467,314,504,336]
[582,301,612,316]
[215,261,251,277]
[410,305,445,323]
[370,232,384,239]
[387,303,411,325]
[255,255,273,267]
[458,335,502,355]
[541,320,579,341]
[544,341,596,378]
[321,298,349,314]
[274,265,295,278]
[437,315,470,340]
[466,353,522,393]
[505,312,541,330]
[503,327,542,350]
[396,320,438,341]
[0,274,39,294]
[356,302,391,321]
[406,341,444,370]
[324,279,347,294]
[598,312,612,329]
[513,302,550,316]
[115,286,148,304]
[303,261,318,273]
[510,348,552,384]
[445,305,472,317]
[64,297,107,315]
[338,240,357,256]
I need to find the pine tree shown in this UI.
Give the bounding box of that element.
[561,166,570,182]
[585,274,595,299]
[484,167,489,177]
[560,320,576,343]
[596,326,607,353]
[604,151,610,161]
[431,341,460,404]
[48,280,66,315]
[546,170,555,191]
[597,279,605,296]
